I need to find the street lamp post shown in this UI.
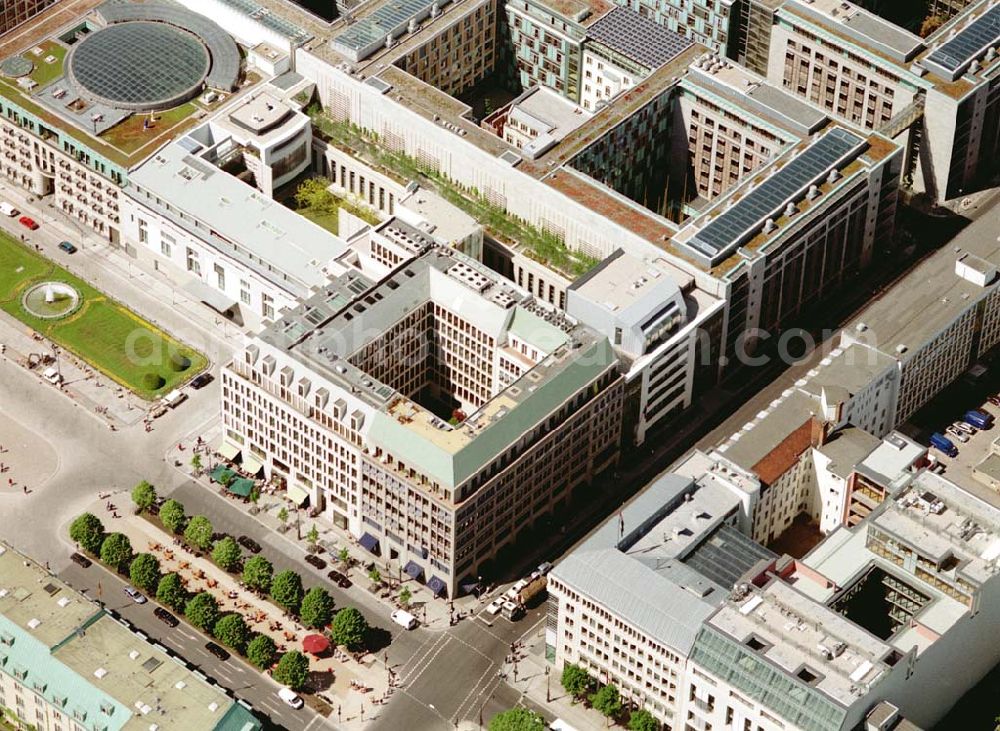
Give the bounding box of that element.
[546,665,550,703]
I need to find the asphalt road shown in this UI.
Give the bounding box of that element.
[58,560,324,731]
[167,481,425,660]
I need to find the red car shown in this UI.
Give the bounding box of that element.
[18,215,38,230]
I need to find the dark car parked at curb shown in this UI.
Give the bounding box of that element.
[190,373,213,389]
[237,535,261,553]
[154,607,179,627]
[305,554,326,570]
[70,552,92,568]
[206,642,230,661]
[327,570,352,589]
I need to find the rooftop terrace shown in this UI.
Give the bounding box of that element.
[708,578,893,708]
[873,471,1000,586]
[254,244,615,487]
[0,1,257,169]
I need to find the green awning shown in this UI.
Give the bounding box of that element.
[228,478,254,497]
[211,465,235,484]
[217,441,241,461]
[285,484,310,506]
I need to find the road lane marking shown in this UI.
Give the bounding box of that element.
[450,661,497,723]
[399,636,451,685]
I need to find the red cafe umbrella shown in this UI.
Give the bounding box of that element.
[303,634,330,655]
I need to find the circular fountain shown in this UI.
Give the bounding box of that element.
[21,281,81,319]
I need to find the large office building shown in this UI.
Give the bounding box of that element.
[748,0,1000,202]
[549,425,1000,731]
[220,241,623,596]
[0,543,260,731]
[0,1,253,242]
[0,0,59,36]
[118,70,334,329]
[842,201,1000,426]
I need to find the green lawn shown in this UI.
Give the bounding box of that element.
[0,232,207,400]
[300,206,340,235]
[100,102,198,155]
[26,40,67,88]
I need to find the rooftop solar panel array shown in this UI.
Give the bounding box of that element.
[686,128,865,264]
[332,0,450,59]
[218,0,313,43]
[925,3,1000,79]
[585,7,694,71]
[98,4,241,91]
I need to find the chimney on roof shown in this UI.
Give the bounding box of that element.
[811,414,829,447]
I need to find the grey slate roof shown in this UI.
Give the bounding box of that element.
[554,548,722,654]
[551,472,730,653]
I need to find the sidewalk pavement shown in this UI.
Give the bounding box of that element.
[92,497,396,728]
[499,627,611,731]
[0,181,244,361]
[171,423,480,633]
[0,308,144,429]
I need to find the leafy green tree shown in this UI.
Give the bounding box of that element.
[337,547,350,566]
[99,533,133,572]
[367,566,381,585]
[300,586,335,629]
[242,555,274,593]
[185,592,219,633]
[129,553,161,593]
[590,684,622,720]
[160,499,186,534]
[211,537,242,572]
[628,709,660,731]
[277,507,289,528]
[214,614,250,653]
[273,650,310,690]
[246,634,277,669]
[306,524,319,550]
[156,573,187,611]
[295,177,337,214]
[271,570,304,614]
[561,663,594,699]
[190,453,202,472]
[399,586,412,607]
[329,606,368,650]
[131,481,156,513]
[488,708,546,731]
[69,513,105,554]
[184,515,213,551]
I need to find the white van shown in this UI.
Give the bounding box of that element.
[277,687,304,709]
[162,389,187,408]
[391,609,418,630]
[0,202,18,217]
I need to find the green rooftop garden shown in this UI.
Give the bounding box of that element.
[25,40,67,88]
[100,103,198,155]
[308,107,600,278]
[0,231,207,399]
[286,176,381,236]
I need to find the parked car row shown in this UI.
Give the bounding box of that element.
[70,550,306,713]
[930,404,996,458]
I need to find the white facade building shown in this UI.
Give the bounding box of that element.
[221,242,624,596]
[122,137,350,328]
